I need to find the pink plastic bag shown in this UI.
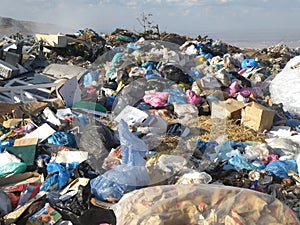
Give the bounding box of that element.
[262,154,279,165]
[225,81,240,97]
[239,88,256,98]
[142,92,169,107]
[186,90,202,105]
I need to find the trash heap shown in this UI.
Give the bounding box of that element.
[0,28,300,225]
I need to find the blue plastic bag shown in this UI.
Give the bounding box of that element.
[164,88,187,104]
[228,150,258,170]
[0,140,14,153]
[90,164,149,201]
[188,68,203,82]
[286,119,300,129]
[47,132,77,148]
[265,160,298,179]
[90,119,150,201]
[197,139,208,154]
[241,58,259,69]
[106,52,125,79]
[212,140,246,161]
[41,162,78,191]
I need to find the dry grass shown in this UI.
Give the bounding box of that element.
[103,113,267,154]
[197,116,267,143]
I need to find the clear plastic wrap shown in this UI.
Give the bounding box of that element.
[113,184,299,225]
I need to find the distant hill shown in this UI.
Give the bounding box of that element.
[0,16,73,37]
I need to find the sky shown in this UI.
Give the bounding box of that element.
[1,0,300,47]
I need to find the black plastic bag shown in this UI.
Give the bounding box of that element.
[161,64,190,84]
[79,124,119,174]
[48,184,116,225]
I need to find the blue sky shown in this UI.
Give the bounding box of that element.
[1,0,300,46]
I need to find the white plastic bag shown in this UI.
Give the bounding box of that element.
[270,55,300,115]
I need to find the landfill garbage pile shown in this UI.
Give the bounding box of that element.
[0,28,300,225]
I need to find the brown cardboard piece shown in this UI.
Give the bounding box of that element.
[14,137,38,146]
[211,98,245,120]
[241,102,275,132]
[2,118,30,129]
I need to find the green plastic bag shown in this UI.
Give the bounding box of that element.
[0,162,27,177]
[116,35,133,42]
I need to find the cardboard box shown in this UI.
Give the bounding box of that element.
[211,98,245,120]
[241,102,275,132]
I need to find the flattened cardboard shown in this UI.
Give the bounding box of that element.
[14,137,38,147]
[241,102,275,132]
[2,119,30,129]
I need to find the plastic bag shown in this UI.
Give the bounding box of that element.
[185,89,202,105]
[245,144,270,160]
[265,159,298,179]
[113,184,299,225]
[241,58,259,69]
[79,124,119,174]
[41,162,78,191]
[142,92,169,107]
[209,140,246,161]
[270,56,300,115]
[105,52,125,79]
[90,165,149,201]
[164,88,187,104]
[112,78,149,116]
[225,80,240,97]
[175,171,212,184]
[161,64,190,84]
[47,132,77,148]
[0,162,27,177]
[0,140,14,153]
[0,151,21,166]
[228,150,264,170]
[83,70,99,87]
[90,120,150,201]
[49,184,116,225]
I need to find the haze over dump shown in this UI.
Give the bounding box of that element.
[0,16,70,37]
[0,0,300,48]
